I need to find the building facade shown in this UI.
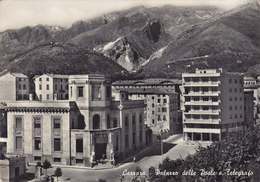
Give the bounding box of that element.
[5,75,146,167]
[34,74,69,101]
[0,155,26,182]
[182,68,244,141]
[112,88,181,139]
[0,73,30,101]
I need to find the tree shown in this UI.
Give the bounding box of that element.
[54,167,62,181]
[42,159,51,176]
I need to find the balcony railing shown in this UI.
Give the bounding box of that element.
[184,101,220,106]
[183,81,220,86]
[184,119,220,124]
[184,109,220,115]
[183,127,221,133]
[183,91,220,96]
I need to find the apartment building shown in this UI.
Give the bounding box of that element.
[0,73,29,101]
[182,68,244,141]
[5,74,146,167]
[34,74,69,101]
[112,87,181,139]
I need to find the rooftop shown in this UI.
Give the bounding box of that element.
[112,78,181,86]
[114,87,176,95]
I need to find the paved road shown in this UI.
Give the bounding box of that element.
[29,135,209,182]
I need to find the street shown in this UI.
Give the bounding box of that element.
[28,134,211,182]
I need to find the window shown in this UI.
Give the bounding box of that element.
[107,114,110,129]
[15,117,22,129]
[23,85,26,90]
[78,86,84,97]
[16,136,22,149]
[152,96,154,100]
[234,79,237,83]
[139,114,142,123]
[240,114,243,118]
[152,110,154,114]
[65,85,68,90]
[46,84,49,90]
[18,85,22,90]
[92,84,101,100]
[133,133,136,145]
[158,108,161,112]
[163,99,167,103]
[234,114,237,119]
[162,107,167,112]
[18,78,21,81]
[152,104,154,108]
[125,135,128,148]
[113,118,117,128]
[229,106,232,110]
[163,115,166,120]
[46,77,49,81]
[34,138,41,150]
[55,85,57,90]
[132,115,136,125]
[54,138,61,151]
[76,139,83,153]
[53,158,61,162]
[139,131,142,142]
[158,115,161,121]
[39,94,42,100]
[46,94,49,100]
[234,88,237,93]
[53,118,61,129]
[125,116,129,127]
[39,85,42,90]
[158,99,161,103]
[152,119,155,124]
[34,156,41,161]
[76,159,83,164]
[229,97,232,101]
[229,79,232,83]
[230,114,233,119]
[93,114,100,129]
[34,117,41,128]
[39,78,42,81]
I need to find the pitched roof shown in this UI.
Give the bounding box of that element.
[10,73,28,78]
[112,78,182,86]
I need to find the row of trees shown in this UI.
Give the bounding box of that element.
[148,126,260,182]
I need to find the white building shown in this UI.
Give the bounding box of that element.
[34,74,69,101]
[0,73,30,101]
[182,68,244,141]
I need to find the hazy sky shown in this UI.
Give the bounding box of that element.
[0,0,248,32]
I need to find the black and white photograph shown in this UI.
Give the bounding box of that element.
[0,0,259,181]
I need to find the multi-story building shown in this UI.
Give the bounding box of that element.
[34,74,69,101]
[0,73,30,101]
[112,87,181,138]
[182,68,244,141]
[5,74,146,167]
[112,79,182,138]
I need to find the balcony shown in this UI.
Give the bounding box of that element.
[183,127,221,133]
[183,81,220,87]
[184,119,220,124]
[184,101,220,106]
[183,91,220,96]
[184,109,220,115]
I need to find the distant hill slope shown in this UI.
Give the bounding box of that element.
[0,43,129,80]
[140,1,260,78]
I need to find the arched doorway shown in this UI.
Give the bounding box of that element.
[77,114,86,129]
[93,114,100,129]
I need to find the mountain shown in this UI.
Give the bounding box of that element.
[141,1,260,78]
[0,43,129,80]
[1,3,259,77]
